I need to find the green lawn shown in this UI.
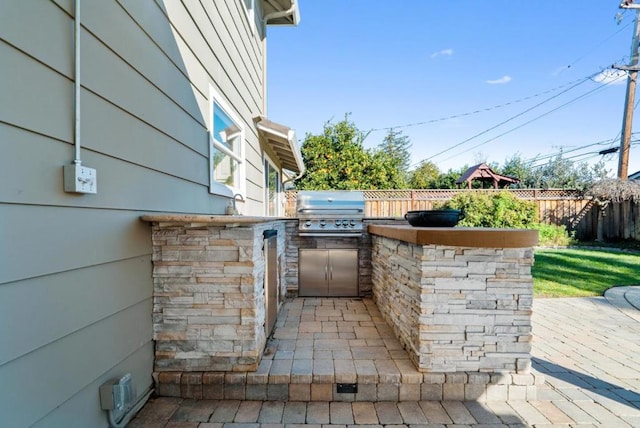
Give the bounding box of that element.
[533,248,640,297]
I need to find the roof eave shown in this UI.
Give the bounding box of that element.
[262,0,300,26]
[254,116,305,176]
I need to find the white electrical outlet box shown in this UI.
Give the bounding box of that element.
[100,373,135,411]
[63,164,97,194]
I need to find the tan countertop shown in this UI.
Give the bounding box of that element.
[140,214,290,225]
[367,224,538,248]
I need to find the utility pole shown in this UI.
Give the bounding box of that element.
[616,2,640,179]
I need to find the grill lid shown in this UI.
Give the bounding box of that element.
[296,191,365,236]
[296,191,365,215]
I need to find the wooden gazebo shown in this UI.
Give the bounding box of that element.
[455,163,520,189]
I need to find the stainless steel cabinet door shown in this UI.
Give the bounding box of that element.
[328,250,358,296]
[298,249,358,297]
[299,249,330,296]
[264,234,278,337]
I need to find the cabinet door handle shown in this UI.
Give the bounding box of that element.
[329,263,333,280]
[324,265,328,280]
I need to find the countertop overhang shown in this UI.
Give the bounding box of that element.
[367,224,539,248]
[140,214,290,225]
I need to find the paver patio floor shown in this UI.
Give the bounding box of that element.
[129,289,640,427]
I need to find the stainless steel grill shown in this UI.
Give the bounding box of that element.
[296,190,365,237]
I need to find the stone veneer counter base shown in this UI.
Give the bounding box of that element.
[141,215,289,374]
[368,224,539,398]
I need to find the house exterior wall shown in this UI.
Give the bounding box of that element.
[0,1,272,426]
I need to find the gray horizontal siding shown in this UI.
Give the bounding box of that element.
[80,30,207,154]
[0,204,151,285]
[31,343,153,428]
[0,0,272,425]
[0,124,225,213]
[83,0,208,125]
[0,299,153,428]
[0,40,73,142]
[0,256,152,366]
[1,0,73,78]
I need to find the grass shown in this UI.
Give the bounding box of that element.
[533,247,640,297]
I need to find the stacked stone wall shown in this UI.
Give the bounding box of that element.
[372,236,534,374]
[151,220,286,372]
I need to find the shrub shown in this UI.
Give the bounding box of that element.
[441,191,537,228]
[527,223,575,247]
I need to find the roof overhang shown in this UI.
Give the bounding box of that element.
[261,0,300,26]
[254,115,305,176]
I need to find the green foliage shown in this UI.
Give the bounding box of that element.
[500,153,609,190]
[501,154,533,186]
[409,161,440,188]
[378,128,412,187]
[433,167,468,189]
[411,165,471,189]
[297,115,408,190]
[441,191,537,228]
[527,223,575,247]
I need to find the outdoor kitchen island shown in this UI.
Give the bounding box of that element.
[368,224,540,398]
[144,213,544,402]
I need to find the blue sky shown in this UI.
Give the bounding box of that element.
[266,0,640,177]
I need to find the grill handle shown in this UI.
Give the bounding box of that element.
[298,232,363,237]
[297,208,363,213]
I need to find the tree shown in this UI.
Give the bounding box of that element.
[586,178,640,203]
[434,166,472,189]
[500,153,609,190]
[296,115,403,190]
[409,161,440,188]
[531,155,608,190]
[378,128,412,186]
[501,154,534,188]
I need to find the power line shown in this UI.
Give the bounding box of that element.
[369,74,601,133]
[418,71,624,166]
[554,18,633,76]
[413,74,600,166]
[521,135,639,165]
[434,78,622,165]
[370,23,633,135]
[529,140,639,169]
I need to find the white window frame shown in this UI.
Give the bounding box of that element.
[263,154,281,216]
[242,0,256,35]
[209,85,246,197]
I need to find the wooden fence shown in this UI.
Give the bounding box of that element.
[284,189,639,241]
[596,200,639,241]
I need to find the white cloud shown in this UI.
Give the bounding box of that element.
[594,69,627,85]
[431,48,453,59]
[486,75,512,85]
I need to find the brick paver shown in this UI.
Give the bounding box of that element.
[305,402,329,424]
[351,402,378,425]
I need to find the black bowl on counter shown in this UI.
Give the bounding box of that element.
[404,209,465,227]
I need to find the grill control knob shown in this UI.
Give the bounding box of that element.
[320,220,326,227]
[350,220,356,227]
[342,219,349,226]
[335,220,341,226]
[304,221,311,228]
